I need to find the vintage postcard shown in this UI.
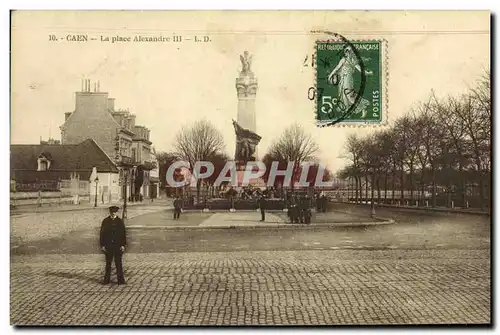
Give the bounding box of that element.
[10,11,491,326]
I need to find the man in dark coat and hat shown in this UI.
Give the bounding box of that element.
[258,194,267,222]
[100,206,127,284]
[173,196,182,220]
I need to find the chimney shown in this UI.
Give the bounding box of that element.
[87,79,90,92]
[130,114,136,128]
[81,79,84,92]
[107,98,115,111]
[97,81,100,92]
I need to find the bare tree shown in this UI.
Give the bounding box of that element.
[418,103,445,207]
[174,119,226,201]
[468,70,491,209]
[266,123,319,188]
[392,115,413,203]
[268,124,319,162]
[432,94,470,207]
[452,94,490,209]
[359,134,380,206]
[340,134,364,202]
[373,130,395,203]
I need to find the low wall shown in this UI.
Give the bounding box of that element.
[11,191,90,200]
[184,198,286,211]
[10,192,91,208]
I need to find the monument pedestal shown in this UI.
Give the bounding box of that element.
[235,162,266,190]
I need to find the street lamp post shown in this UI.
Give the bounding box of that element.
[370,167,376,217]
[347,177,350,203]
[122,169,128,219]
[94,176,99,207]
[116,155,135,220]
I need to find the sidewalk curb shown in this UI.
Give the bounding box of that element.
[127,218,395,231]
[10,203,172,216]
[180,209,286,213]
[335,202,490,216]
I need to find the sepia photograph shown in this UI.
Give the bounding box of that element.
[9,10,491,326]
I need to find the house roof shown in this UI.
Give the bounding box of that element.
[11,139,119,177]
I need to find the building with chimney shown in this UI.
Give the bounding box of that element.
[60,79,158,200]
[11,138,119,204]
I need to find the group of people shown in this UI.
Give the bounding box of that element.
[170,190,329,224]
[286,193,313,224]
[315,192,328,213]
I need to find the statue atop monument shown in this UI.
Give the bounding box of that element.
[232,119,261,163]
[239,51,253,74]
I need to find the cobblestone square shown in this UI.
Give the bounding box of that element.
[11,249,490,325]
[10,206,491,326]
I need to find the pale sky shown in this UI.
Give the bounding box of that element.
[11,11,490,172]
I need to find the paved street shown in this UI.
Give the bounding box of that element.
[10,205,491,325]
[10,203,168,245]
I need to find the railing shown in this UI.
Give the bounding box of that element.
[15,181,59,192]
[14,179,90,193]
[78,181,89,189]
[142,160,157,170]
[120,156,133,165]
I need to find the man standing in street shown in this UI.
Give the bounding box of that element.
[258,194,266,222]
[288,193,299,223]
[100,206,126,285]
[303,194,312,224]
[321,192,328,212]
[298,193,310,224]
[173,196,182,220]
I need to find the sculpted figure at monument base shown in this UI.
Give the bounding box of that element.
[232,119,261,164]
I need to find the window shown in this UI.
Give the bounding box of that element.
[131,148,136,162]
[37,157,50,171]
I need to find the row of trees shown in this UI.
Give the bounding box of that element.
[337,71,491,209]
[156,120,332,201]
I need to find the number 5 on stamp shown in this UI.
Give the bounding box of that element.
[315,40,387,126]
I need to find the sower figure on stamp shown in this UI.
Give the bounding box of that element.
[327,46,373,118]
[100,206,126,285]
[173,196,182,220]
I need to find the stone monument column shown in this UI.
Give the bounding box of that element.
[235,51,259,159]
[232,51,265,189]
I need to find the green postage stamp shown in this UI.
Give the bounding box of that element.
[315,40,387,126]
